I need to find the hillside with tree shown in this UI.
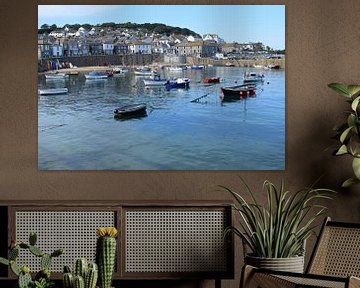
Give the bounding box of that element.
[39,22,201,38]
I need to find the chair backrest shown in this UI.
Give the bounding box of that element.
[307,217,360,277]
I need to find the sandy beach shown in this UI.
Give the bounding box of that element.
[39,66,114,75]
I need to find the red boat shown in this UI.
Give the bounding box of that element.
[203,77,220,84]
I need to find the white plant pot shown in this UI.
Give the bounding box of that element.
[245,254,305,273]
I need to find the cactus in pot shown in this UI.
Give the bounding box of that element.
[96,227,118,288]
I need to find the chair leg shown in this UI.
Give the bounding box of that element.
[240,265,255,288]
[349,276,360,288]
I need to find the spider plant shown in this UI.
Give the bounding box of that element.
[221,179,335,258]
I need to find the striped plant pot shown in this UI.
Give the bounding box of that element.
[245,254,305,273]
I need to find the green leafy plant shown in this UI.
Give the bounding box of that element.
[221,179,334,258]
[328,83,360,187]
[0,232,63,288]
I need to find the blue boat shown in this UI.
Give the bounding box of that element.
[165,78,191,90]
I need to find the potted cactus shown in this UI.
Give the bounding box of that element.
[62,258,98,288]
[96,227,118,288]
[0,232,63,288]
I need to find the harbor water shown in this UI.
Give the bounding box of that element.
[38,66,285,170]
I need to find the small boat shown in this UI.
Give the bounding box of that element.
[267,64,280,69]
[38,88,68,95]
[45,72,69,80]
[134,69,157,76]
[167,66,184,72]
[84,71,109,80]
[112,67,129,74]
[203,77,220,84]
[253,64,264,69]
[143,74,167,86]
[220,84,256,101]
[113,103,147,119]
[190,65,204,70]
[66,71,79,76]
[243,72,264,84]
[225,62,235,67]
[165,78,191,89]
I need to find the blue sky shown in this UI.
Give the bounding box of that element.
[38,5,285,49]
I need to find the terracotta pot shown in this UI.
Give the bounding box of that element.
[245,254,305,273]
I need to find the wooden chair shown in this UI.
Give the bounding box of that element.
[241,217,360,288]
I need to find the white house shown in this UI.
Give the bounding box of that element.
[88,28,96,36]
[129,42,152,54]
[75,27,88,37]
[49,31,64,38]
[102,43,114,55]
[52,44,63,57]
[187,35,202,42]
[142,36,153,44]
[203,34,225,44]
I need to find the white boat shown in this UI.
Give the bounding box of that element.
[167,66,184,72]
[38,88,68,95]
[45,73,69,80]
[134,69,156,76]
[84,71,109,80]
[253,64,264,69]
[191,65,205,70]
[143,75,167,86]
[243,72,264,83]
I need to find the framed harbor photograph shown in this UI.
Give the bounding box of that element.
[37,5,285,170]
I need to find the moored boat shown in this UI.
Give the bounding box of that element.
[66,71,79,76]
[243,72,264,84]
[84,71,109,79]
[167,66,184,72]
[190,65,204,70]
[45,72,69,80]
[220,84,256,101]
[112,67,129,74]
[113,103,147,118]
[267,64,280,69]
[165,78,191,89]
[38,88,68,95]
[203,77,220,84]
[134,68,157,76]
[143,75,167,86]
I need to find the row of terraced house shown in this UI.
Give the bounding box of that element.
[38,27,266,60]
